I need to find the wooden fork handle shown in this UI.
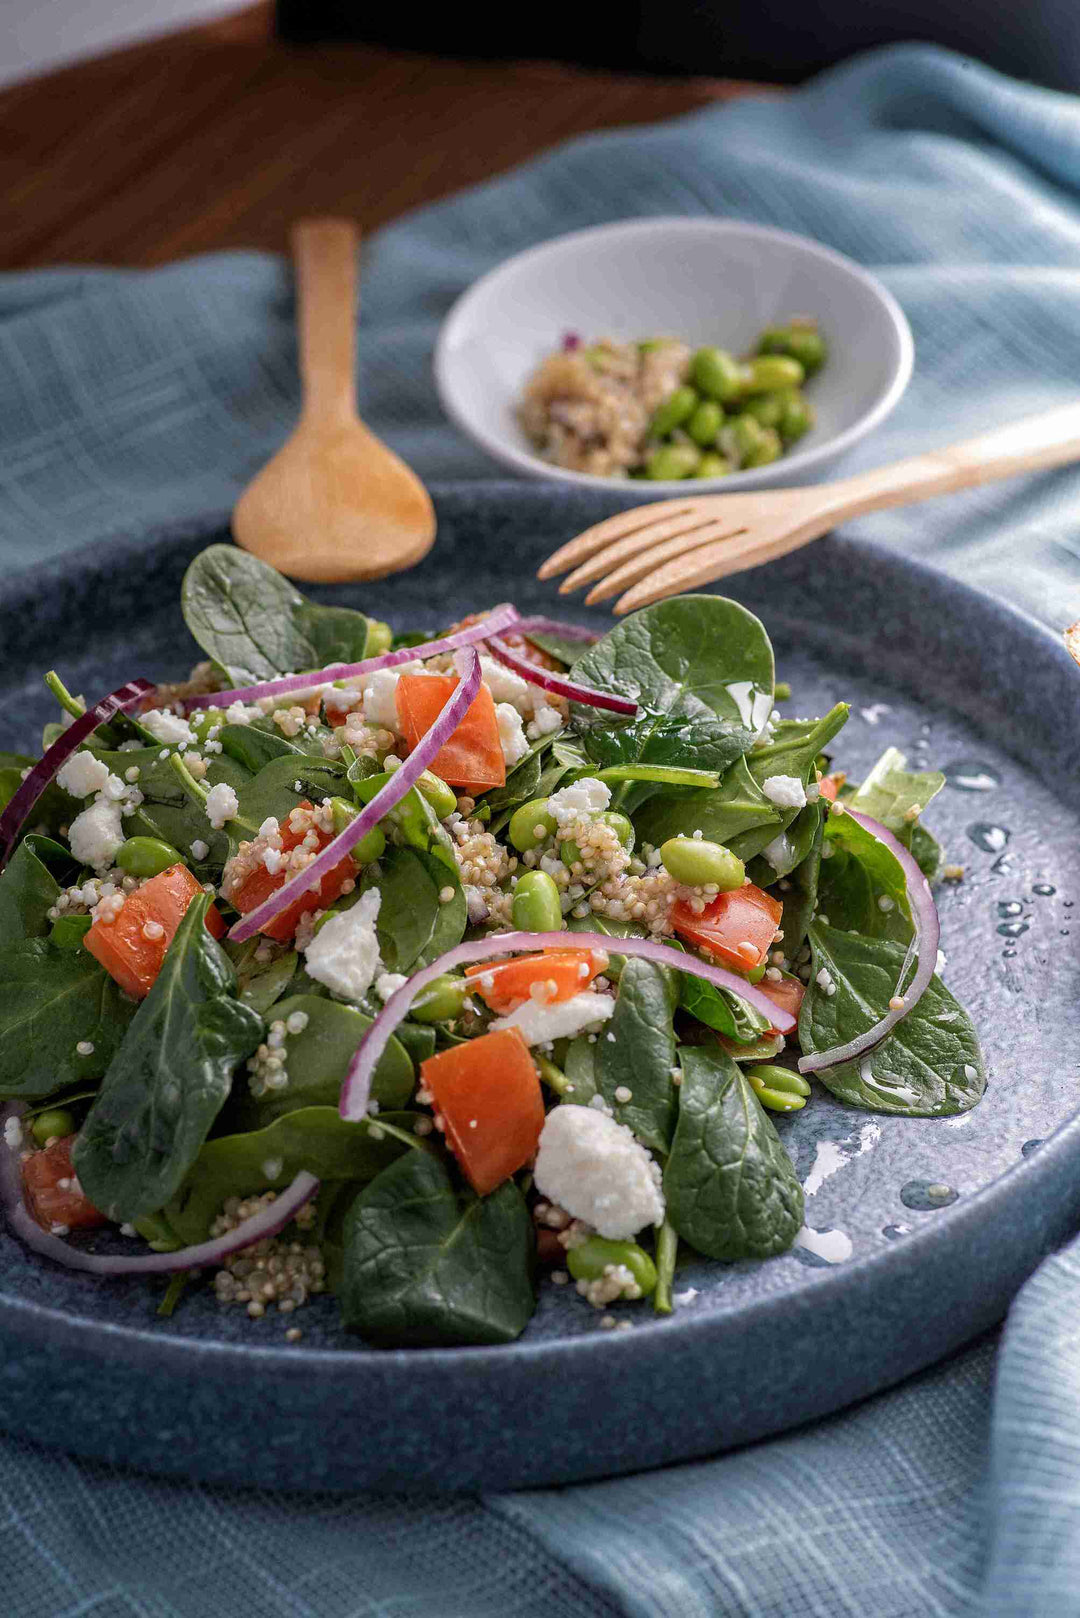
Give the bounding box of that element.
[292,217,359,423]
[821,400,1080,524]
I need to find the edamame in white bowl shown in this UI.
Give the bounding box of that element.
[434,217,914,493]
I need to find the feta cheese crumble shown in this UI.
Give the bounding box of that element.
[546,778,612,825]
[303,888,382,1002]
[375,971,409,1002]
[479,655,533,714]
[362,663,422,730]
[67,797,125,872]
[534,1106,665,1240]
[140,708,196,747]
[56,751,110,799]
[528,702,563,739]
[495,702,530,767]
[761,774,807,810]
[204,782,239,831]
[491,990,614,1046]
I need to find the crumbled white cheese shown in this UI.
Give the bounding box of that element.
[547,778,611,825]
[362,663,423,730]
[303,888,382,1002]
[495,702,530,767]
[479,655,534,714]
[528,702,564,739]
[262,846,284,875]
[204,781,239,830]
[534,1106,665,1240]
[761,833,790,871]
[56,750,110,799]
[761,774,807,809]
[140,708,196,747]
[67,797,125,872]
[224,700,258,726]
[491,991,614,1046]
[376,971,409,1002]
[190,839,209,861]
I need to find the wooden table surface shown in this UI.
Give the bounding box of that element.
[1,4,763,270]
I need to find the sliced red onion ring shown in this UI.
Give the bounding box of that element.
[184,605,520,714]
[340,929,794,1121]
[0,1104,318,1277]
[798,809,940,1076]
[228,647,483,942]
[488,637,637,716]
[0,676,155,873]
[513,615,601,645]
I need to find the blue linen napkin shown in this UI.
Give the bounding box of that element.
[3,42,1080,1617]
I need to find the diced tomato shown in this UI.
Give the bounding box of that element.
[84,863,225,999]
[395,674,506,793]
[420,1027,545,1196]
[671,882,783,972]
[230,800,356,943]
[465,948,608,1013]
[757,972,805,1032]
[818,774,840,802]
[22,1135,107,1232]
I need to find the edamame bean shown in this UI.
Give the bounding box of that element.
[32,1109,76,1145]
[737,390,786,429]
[720,414,767,467]
[659,835,745,890]
[742,426,782,469]
[694,452,733,479]
[758,322,827,376]
[649,385,699,438]
[365,621,393,656]
[691,346,744,402]
[329,797,386,863]
[415,771,458,820]
[742,355,805,394]
[567,1235,658,1297]
[115,836,183,878]
[778,390,815,444]
[747,1064,812,1112]
[645,443,701,481]
[686,399,724,447]
[508,798,558,852]
[410,973,470,1024]
[512,869,563,933]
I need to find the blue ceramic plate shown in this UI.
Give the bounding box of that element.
[2,487,1078,1494]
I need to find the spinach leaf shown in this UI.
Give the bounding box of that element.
[217,721,328,773]
[153,1107,418,1247]
[225,938,301,1014]
[0,835,71,941]
[73,894,264,1221]
[236,754,345,828]
[367,846,466,973]
[523,629,594,666]
[181,544,378,683]
[0,940,138,1098]
[727,705,850,864]
[772,804,824,957]
[847,747,945,842]
[817,812,913,941]
[561,1034,600,1105]
[341,1149,535,1347]
[569,596,774,776]
[799,922,985,1116]
[678,973,772,1044]
[911,822,944,881]
[635,756,782,850]
[0,752,70,839]
[664,1045,804,1260]
[596,958,679,1152]
[746,798,821,884]
[227,993,414,1129]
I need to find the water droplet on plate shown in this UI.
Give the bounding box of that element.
[882,1223,912,1240]
[793,1226,853,1266]
[1033,883,1056,897]
[900,1179,959,1210]
[1002,948,1017,959]
[946,762,1000,793]
[1021,1139,1043,1158]
[997,919,1029,939]
[968,823,1010,853]
[997,900,1022,917]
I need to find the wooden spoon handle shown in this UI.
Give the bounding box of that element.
[292,217,359,423]
[823,400,1080,523]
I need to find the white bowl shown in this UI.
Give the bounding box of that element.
[434,217,914,493]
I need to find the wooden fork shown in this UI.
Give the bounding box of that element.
[538,403,1080,612]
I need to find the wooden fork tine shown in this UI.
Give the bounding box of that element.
[583,517,747,603]
[536,497,698,579]
[614,526,798,613]
[559,508,717,594]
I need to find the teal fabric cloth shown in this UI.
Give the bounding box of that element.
[3,42,1080,1616]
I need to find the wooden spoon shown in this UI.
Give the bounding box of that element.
[232,217,435,583]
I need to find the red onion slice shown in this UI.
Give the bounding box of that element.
[184,604,520,714]
[488,637,637,715]
[340,929,795,1121]
[797,808,941,1076]
[0,676,155,872]
[228,647,483,942]
[0,1104,318,1277]
[512,616,601,646]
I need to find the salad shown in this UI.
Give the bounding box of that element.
[0,545,985,1347]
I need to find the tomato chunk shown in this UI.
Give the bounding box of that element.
[671,883,782,971]
[757,972,805,1031]
[421,1028,545,1196]
[395,674,506,793]
[465,949,608,1013]
[84,863,224,999]
[22,1135,107,1232]
[230,800,356,943]
[818,774,840,802]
